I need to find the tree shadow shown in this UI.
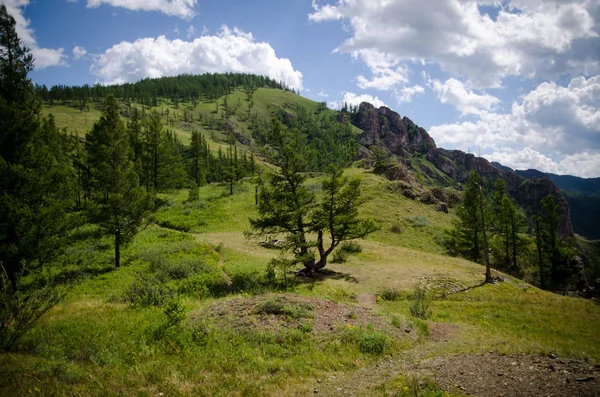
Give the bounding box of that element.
[294,268,359,286]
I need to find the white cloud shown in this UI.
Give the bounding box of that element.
[317,90,329,98]
[329,91,386,109]
[356,64,408,90]
[427,77,500,116]
[429,75,600,177]
[91,26,303,89]
[394,84,424,103]
[86,0,197,20]
[186,25,195,39]
[310,0,600,89]
[486,148,600,178]
[72,46,87,60]
[0,0,66,69]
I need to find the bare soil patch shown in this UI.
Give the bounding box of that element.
[428,322,459,343]
[424,352,600,397]
[204,293,414,338]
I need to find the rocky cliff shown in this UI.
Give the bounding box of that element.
[352,102,574,239]
[355,102,436,156]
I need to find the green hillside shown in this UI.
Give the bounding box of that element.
[3,74,599,396]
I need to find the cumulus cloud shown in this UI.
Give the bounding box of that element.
[86,0,197,19]
[394,84,424,103]
[0,0,66,69]
[91,26,303,89]
[329,91,386,109]
[429,75,600,177]
[486,148,600,178]
[72,46,87,60]
[310,0,600,89]
[426,77,500,116]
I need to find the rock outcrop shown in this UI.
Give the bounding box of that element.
[355,102,435,155]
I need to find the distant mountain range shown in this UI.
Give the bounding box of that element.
[489,163,600,240]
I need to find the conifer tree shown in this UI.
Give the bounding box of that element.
[86,95,151,267]
[0,5,75,290]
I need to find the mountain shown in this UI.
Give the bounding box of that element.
[514,170,600,240]
[350,102,575,238]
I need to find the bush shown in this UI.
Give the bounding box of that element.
[339,241,362,254]
[123,272,175,307]
[0,272,68,352]
[409,285,432,319]
[390,223,404,234]
[378,287,401,301]
[332,250,349,263]
[405,216,429,228]
[343,324,389,355]
[255,297,314,319]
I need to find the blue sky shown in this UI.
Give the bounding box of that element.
[2,0,599,177]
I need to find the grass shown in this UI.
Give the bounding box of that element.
[2,134,600,394]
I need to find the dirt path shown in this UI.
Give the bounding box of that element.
[423,352,600,397]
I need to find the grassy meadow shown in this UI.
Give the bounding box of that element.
[2,90,597,396]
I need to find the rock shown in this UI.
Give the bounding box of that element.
[548,353,558,359]
[354,102,435,155]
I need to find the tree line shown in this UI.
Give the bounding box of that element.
[35,73,291,109]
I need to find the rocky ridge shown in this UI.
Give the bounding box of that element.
[352,102,574,238]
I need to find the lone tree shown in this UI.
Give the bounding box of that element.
[86,95,152,267]
[248,118,376,275]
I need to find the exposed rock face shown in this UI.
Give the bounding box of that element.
[355,102,435,155]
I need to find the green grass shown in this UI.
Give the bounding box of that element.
[3,137,600,394]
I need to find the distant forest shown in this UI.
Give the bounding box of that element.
[34,73,294,107]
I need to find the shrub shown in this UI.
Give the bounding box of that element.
[339,241,362,254]
[0,272,68,352]
[409,285,432,319]
[390,223,404,234]
[378,287,401,301]
[123,272,175,307]
[332,250,349,263]
[255,298,314,319]
[405,216,429,228]
[342,324,390,355]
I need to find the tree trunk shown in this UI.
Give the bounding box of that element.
[535,217,545,289]
[478,185,491,283]
[511,217,518,269]
[115,229,121,268]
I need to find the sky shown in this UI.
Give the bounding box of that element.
[2,0,600,178]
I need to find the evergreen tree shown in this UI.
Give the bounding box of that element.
[249,119,315,268]
[249,119,375,274]
[311,167,377,271]
[86,95,151,267]
[0,6,75,290]
[447,171,482,262]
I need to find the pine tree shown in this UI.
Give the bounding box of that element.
[311,167,377,271]
[0,5,75,290]
[86,95,151,267]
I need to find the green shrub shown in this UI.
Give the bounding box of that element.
[378,287,401,301]
[339,241,362,254]
[332,250,349,263]
[0,272,68,352]
[390,223,404,234]
[409,285,432,319]
[342,324,390,355]
[255,298,314,319]
[405,216,429,228]
[123,273,175,307]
